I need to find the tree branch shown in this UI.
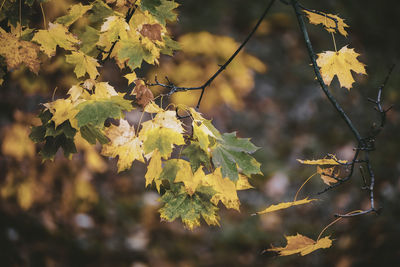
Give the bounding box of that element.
[149,0,277,109]
[290,0,362,142]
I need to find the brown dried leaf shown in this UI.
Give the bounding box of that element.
[140,24,163,41]
[317,166,338,185]
[131,79,154,107]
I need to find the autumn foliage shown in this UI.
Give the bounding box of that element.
[0,0,396,264]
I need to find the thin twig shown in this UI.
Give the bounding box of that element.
[149,0,277,109]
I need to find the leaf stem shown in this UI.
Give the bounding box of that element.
[294,172,317,201]
[317,210,362,241]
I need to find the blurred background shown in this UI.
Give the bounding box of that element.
[1,0,400,266]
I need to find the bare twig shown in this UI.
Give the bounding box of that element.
[291,0,394,218]
[149,0,277,109]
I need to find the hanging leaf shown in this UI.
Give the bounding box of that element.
[265,234,332,256]
[254,198,317,215]
[304,10,349,36]
[316,46,367,90]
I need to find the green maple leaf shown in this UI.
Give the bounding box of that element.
[182,142,211,172]
[75,96,133,128]
[153,0,179,25]
[66,51,100,79]
[80,124,109,145]
[140,0,162,14]
[159,186,220,230]
[55,3,92,27]
[141,0,179,25]
[88,0,114,29]
[79,26,100,55]
[118,39,154,70]
[29,110,77,160]
[143,127,185,158]
[211,132,261,182]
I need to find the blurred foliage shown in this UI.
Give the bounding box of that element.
[1,0,400,267]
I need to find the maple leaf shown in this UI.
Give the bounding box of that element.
[79,26,100,55]
[297,155,347,165]
[304,10,349,36]
[124,72,137,84]
[211,132,261,182]
[88,0,115,29]
[141,0,179,26]
[46,98,79,129]
[0,29,40,73]
[174,160,206,196]
[236,174,254,190]
[159,185,219,230]
[202,168,241,211]
[55,3,92,27]
[254,198,317,215]
[30,110,77,160]
[266,234,332,256]
[317,166,338,185]
[182,142,212,172]
[101,119,144,172]
[100,15,130,44]
[145,149,163,192]
[142,127,185,158]
[118,38,155,70]
[131,79,154,107]
[140,109,185,135]
[75,96,133,128]
[66,51,100,79]
[32,23,80,57]
[316,46,367,90]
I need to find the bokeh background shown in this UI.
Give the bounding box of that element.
[1,0,400,266]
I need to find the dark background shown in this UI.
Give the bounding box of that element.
[1,0,400,266]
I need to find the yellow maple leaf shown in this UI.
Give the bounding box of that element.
[32,23,80,57]
[0,29,40,73]
[202,168,240,210]
[236,174,254,190]
[139,109,185,138]
[91,82,120,99]
[254,197,317,215]
[297,155,347,165]
[46,98,79,129]
[316,46,367,90]
[174,161,206,196]
[266,234,332,256]
[145,149,163,192]
[66,51,100,79]
[304,10,349,36]
[101,119,145,172]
